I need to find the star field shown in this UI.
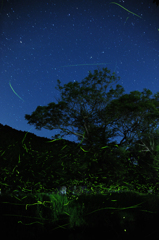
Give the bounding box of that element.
[0,0,159,146]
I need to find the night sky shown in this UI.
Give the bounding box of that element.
[1,0,159,146]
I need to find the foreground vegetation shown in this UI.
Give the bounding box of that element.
[1,188,159,239]
[1,122,159,197]
[1,66,159,238]
[1,123,159,239]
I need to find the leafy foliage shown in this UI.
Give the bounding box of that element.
[24,67,159,194]
[2,67,159,197]
[25,67,124,149]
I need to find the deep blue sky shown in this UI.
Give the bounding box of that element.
[1,0,159,147]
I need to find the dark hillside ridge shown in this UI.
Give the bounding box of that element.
[0,123,80,152]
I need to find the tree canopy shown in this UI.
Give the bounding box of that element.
[25,67,124,149]
[24,67,159,193]
[103,89,159,148]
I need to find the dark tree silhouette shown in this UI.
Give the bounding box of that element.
[153,0,159,7]
[24,68,159,192]
[25,67,124,149]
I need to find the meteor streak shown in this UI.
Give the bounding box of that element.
[9,81,24,102]
[110,2,142,19]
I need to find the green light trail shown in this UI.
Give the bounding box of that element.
[110,2,142,19]
[9,81,25,102]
